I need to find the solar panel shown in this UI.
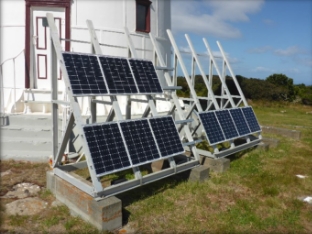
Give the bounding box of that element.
[215,109,239,140]
[120,119,160,166]
[98,56,138,94]
[199,112,225,145]
[229,108,251,136]
[241,107,261,132]
[83,123,131,176]
[62,52,108,96]
[128,59,163,94]
[149,116,184,158]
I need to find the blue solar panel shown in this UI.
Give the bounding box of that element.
[129,59,163,94]
[229,108,251,136]
[199,112,225,145]
[98,56,138,94]
[215,109,239,140]
[62,52,108,96]
[149,116,184,158]
[241,107,261,132]
[120,119,160,166]
[83,123,131,176]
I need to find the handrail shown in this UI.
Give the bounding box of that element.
[0,49,25,67]
[0,49,25,113]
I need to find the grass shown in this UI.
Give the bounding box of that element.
[1,101,312,233]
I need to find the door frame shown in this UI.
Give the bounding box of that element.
[25,0,71,88]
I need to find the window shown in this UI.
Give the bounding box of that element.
[136,0,151,33]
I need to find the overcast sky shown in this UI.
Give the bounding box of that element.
[171,0,312,85]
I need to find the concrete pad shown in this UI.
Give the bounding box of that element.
[46,171,122,231]
[188,165,209,182]
[255,142,269,151]
[262,137,280,148]
[261,126,301,140]
[201,157,230,173]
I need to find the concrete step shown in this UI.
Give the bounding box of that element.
[0,150,51,162]
[4,114,63,127]
[1,138,62,152]
[1,126,63,139]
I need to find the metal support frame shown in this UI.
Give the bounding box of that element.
[166,30,262,159]
[48,13,103,196]
[47,14,200,198]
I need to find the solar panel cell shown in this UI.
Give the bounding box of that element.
[215,110,239,140]
[129,59,163,94]
[241,107,261,132]
[149,116,184,157]
[120,119,160,165]
[98,56,138,94]
[62,53,108,95]
[83,123,131,176]
[229,108,251,136]
[199,112,225,145]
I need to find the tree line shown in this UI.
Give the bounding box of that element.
[176,73,312,105]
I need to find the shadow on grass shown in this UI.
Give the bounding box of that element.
[115,166,192,225]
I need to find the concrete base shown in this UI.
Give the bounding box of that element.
[262,126,301,140]
[188,165,210,182]
[201,157,230,173]
[262,137,280,148]
[255,142,269,151]
[151,159,169,172]
[46,171,122,231]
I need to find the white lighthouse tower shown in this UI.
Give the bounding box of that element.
[1,0,171,114]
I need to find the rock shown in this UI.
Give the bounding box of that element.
[1,183,41,199]
[51,200,63,207]
[1,170,11,177]
[5,197,48,215]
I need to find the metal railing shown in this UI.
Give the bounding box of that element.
[0,49,25,113]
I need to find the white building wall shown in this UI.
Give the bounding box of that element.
[0,0,26,113]
[1,0,172,114]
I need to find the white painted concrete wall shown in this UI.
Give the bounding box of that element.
[0,0,26,113]
[0,0,171,115]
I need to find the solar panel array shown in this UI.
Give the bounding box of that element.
[199,107,261,145]
[83,116,184,176]
[62,52,163,96]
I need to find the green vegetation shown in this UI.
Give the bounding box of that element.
[177,73,312,104]
[117,101,312,233]
[1,101,311,233]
